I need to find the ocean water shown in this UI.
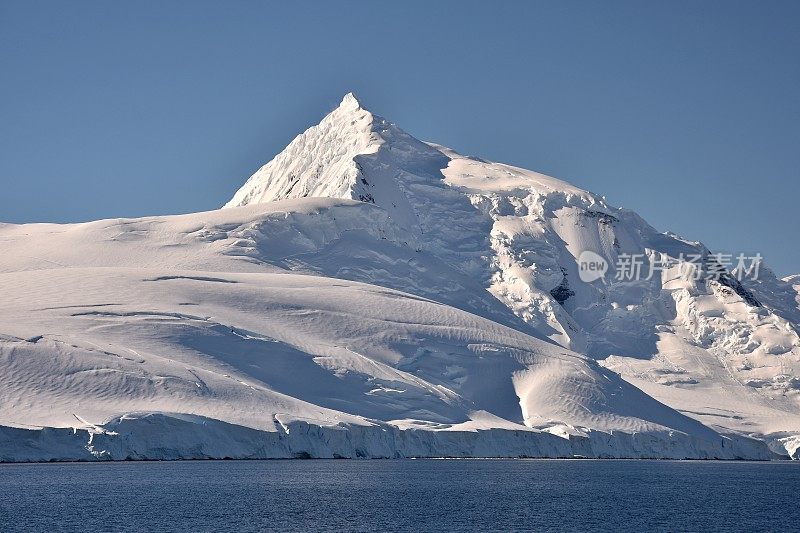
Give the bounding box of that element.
[1,459,798,532]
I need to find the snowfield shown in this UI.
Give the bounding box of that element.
[1,94,798,460]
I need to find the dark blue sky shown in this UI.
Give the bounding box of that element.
[1,1,798,275]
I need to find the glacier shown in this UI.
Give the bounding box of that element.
[1,93,798,461]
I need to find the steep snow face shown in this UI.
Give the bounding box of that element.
[223,94,800,455]
[441,157,800,390]
[225,93,378,206]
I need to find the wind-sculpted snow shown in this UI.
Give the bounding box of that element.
[0,93,797,460]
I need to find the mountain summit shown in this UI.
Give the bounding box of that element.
[224,93,456,246]
[226,93,593,211]
[224,92,433,208]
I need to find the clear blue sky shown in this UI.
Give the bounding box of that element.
[1,1,798,275]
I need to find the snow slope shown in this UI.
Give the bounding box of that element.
[2,200,765,460]
[1,93,797,460]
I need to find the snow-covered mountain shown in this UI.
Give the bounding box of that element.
[1,94,798,461]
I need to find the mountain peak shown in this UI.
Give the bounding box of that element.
[338,92,362,111]
[225,92,445,210]
[224,92,385,208]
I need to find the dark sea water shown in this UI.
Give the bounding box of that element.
[1,459,798,532]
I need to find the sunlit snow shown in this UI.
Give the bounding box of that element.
[1,94,797,460]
